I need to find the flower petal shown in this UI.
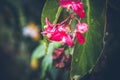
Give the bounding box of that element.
[76,32,85,44]
[60,0,72,8]
[49,33,63,41]
[62,34,73,46]
[76,23,88,33]
[79,9,85,18]
[46,17,51,26]
[71,2,85,18]
[52,48,64,59]
[44,17,53,31]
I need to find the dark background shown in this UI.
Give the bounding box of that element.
[0,0,45,80]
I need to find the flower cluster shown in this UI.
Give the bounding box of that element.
[60,0,85,18]
[52,48,72,69]
[42,18,73,46]
[42,0,88,47]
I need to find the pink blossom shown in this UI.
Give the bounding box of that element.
[52,47,72,69]
[42,17,73,46]
[60,0,72,8]
[76,23,88,33]
[48,30,65,41]
[48,25,73,46]
[60,0,85,18]
[76,32,85,44]
[52,48,64,59]
[44,17,53,32]
[62,34,73,46]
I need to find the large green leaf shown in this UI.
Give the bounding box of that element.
[31,40,47,61]
[41,0,62,28]
[70,0,106,80]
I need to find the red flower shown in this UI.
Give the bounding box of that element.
[60,0,72,8]
[52,48,64,59]
[62,34,73,46]
[75,23,88,44]
[49,25,73,46]
[76,32,85,44]
[60,0,85,18]
[42,17,73,46]
[44,17,53,32]
[76,23,88,33]
[52,48,72,69]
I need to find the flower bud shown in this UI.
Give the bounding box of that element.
[76,23,88,33]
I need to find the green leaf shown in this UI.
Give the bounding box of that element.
[70,0,107,80]
[41,42,62,78]
[31,40,47,61]
[41,0,62,28]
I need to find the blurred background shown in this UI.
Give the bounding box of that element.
[0,0,45,80]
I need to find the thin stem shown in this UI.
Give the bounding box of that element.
[53,6,63,24]
[73,16,81,24]
[58,14,72,26]
[69,19,73,25]
[72,30,76,41]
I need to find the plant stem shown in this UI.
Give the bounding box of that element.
[53,6,63,24]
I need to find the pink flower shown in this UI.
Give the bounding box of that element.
[52,48,64,59]
[52,48,72,69]
[44,17,53,32]
[76,32,85,44]
[48,25,73,46]
[42,17,73,46]
[60,0,72,8]
[75,23,88,44]
[62,34,73,46]
[60,0,85,18]
[76,23,88,33]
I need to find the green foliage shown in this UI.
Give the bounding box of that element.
[31,40,47,60]
[41,42,62,78]
[70,0,106,80]
[41,0,62,28]
[31,40,62,79]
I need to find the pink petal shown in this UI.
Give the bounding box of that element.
[76,23,88,33]
[76,32,85,44]
[79,9,85,18]
[44,17,53,31]
[54,62,65,68]
[71,2,85,18]
[57,24,67,32]
[60,0,72,8]
[49,32,63,41]
[52,48,64,59]
[77,2,84,9]
[71,2,79,14]
[45,17,51,26]
[62,34,73,46]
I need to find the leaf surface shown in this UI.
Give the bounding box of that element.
[31,40,47,61]
[70,0,107,79]
[41,0,62,28]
